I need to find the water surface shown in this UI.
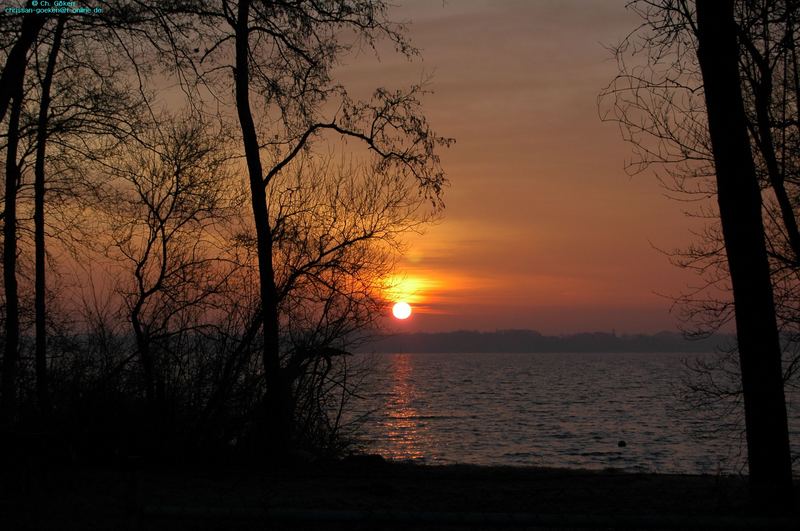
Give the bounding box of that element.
[347,352,800,474]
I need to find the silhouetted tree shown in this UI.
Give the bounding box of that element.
[268,154,434,448]
[601,0,796,503]
[1,9,147,423]
[0,0,447,461]
[147,0,451,453]
[33,16,66,416]
[0,6,45,125]
[98,114,238,413]
[695,0,792,503]
[1,66,24,423]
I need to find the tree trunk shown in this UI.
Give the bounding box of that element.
[131,306,155,406]
[749,53,800,264]
[34,17,66,417]
[1,89,24,424]
[0,11,45,125]
[695,0,793,506]
[234,0,292,453]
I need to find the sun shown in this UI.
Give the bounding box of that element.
[392,301,412,320]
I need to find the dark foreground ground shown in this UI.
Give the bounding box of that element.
[4,457,800,530]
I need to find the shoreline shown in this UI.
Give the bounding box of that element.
[6,459,800,529]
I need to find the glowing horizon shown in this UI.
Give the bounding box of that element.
[340,0,705,334]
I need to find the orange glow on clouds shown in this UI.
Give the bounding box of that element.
[382,274,442,309]
[336,1,702,334]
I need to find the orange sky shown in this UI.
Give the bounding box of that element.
[335,0,707,334]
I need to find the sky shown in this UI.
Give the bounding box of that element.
[335,0,706,334]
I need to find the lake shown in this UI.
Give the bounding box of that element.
[347,352,800,474]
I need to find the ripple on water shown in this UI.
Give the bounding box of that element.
[345,351,800,474]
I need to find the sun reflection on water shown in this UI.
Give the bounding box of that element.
[380,354,432,461]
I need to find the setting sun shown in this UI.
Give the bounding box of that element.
[392,301,412,320]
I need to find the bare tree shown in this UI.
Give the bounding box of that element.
[1,1,448,460]
[144,0,451,452]
[0,6,46,125]
[695,0,792,502]
[96,114,239,414]
[1,65,24,423]
[3,7,149,422]
[600,0,796,503]
[267,154,434,449]
[32,16,66,416]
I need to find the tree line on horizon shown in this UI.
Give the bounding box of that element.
[0,0,450,462]
[363,329,730,353]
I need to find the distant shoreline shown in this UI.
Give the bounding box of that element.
[358,329,733,354]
